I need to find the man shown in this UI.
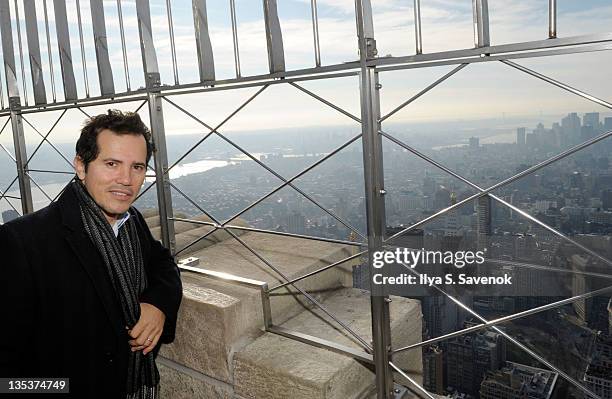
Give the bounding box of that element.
[0,110,183,398]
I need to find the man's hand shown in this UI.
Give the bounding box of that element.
[127,303,166,355]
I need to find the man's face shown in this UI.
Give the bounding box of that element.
[74,129,148,225]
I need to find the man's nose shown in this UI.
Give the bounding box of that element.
[117,166,132,185]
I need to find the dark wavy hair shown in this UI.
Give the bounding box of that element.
[76,110,155,170]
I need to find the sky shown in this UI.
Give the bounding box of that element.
[0,0,611,146]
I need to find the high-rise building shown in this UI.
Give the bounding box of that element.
[562,112,582,146]
[584,334,612,399]
[516,127,526,147]
[423,346,445,394]
[603,189,612,210]
[480,362,558,399]
[584,112,600,129]
[469,137,479,150]
[446,330,507,396]
[477,195,492,250]
[1,209,19,223]
[604,117,612,131]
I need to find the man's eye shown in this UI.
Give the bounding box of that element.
[134,165,145,171]
[107,162,116,167]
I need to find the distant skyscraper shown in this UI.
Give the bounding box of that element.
[584,334,612,399]
[584,112,600,129]
[446,330,507,396]
[603,189,612,210]
[477,195,492,250]
[562,112,581,146]
[423,346,445,394]
[480,362,558,399]
[2,210,19,223]
[469,137,479,150]
[516,127,526,147]
[604,117,612,131]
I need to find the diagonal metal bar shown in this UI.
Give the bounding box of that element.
[22,109,68,167]
[21,115,74,169]
[269,250,367,292]
[289,82,361,123]
[0,195,21,216]
[501,59,612,110]
[27,169,75,175]
[395,260,601,399]
[26,172,53,202]
[168,181,373,352]
[0,176,21,215]
[171,216,364,248]
[389,361,435,399]
[163,94,366,240]
[385,128,612,244]
[77,107,91,118]
[135,180,156,202]
[379,63,468,123]
[212,129,366,240]
[393,281,612,355]
[0,117,11,135]
[175,133,364,255]
[0,142,16,162]
[163,86,269,171]
[380,130,612,268]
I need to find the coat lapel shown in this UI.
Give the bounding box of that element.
[58,184,125,338]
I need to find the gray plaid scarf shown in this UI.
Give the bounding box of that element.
[72,180,159,399]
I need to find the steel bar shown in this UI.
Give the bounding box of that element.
[21,110,68,167]
[310,0,321,67]
[171,133,364,254]
[165,0,179,85]
[179,264,266,288]
[23,0,46,105]
[148,91,176,252]
[472,0,490,48]
[371,32,612,68]
[19,95,148,115]
[75,0,89,98]
[42,0,55,102]
[398,261,601,399]
[11,109,34,214]
[135,0,160,88]
[386,128,612,244]
[262,0,285,73]
[549,0,557,39]
[192,0,215,82]
[0,142,15,162]
[393,282,612,355]
[117,0,130,91]
[135,180,156,202]
[269,250,366,292]
[380,130,612,268]
[355,0,392,397]
[375,43,612,74]
[1,0,21,100]
[26,172,53,202]
[413,0,422,54]
[379,63,468,123]
[0,193,21,215]
[268,325,373,363]
[229,0,241,77]
[53,0,78,100]
[163,86,268,171]
[27,169,74,175]
[170,216,364,248]
[90,0,114,96]
[501,59,612,110]
[14,0,28,105]
[389,362,435,399]
[289,82,361,122]
[0,195,20,200]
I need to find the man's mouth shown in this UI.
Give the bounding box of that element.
[109,190,133,199]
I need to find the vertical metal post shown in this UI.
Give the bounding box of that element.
[310,0,321,67]
[192,0,215,82]
[548,0,557,39]
[23,0,47,105]
[136,0,175,253]
[413,0,422,55]
[229,0,241,78]
[148,91,175,253]
[0,0,33,213]
[356,1,392,398]
[262,0,285,74]
[472,0,490,48]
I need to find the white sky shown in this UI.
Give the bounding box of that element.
[0,0,611,145]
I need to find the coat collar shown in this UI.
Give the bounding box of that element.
[57,182,126,338]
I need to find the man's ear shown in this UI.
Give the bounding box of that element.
[74,156,86,181]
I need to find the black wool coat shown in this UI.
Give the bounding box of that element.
[0,184,183,398]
